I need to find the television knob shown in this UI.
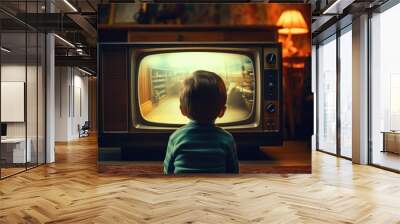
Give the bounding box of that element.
[265,103,276,113]
[266,53,276,65]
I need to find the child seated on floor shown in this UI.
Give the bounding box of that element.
[163,70,239,174]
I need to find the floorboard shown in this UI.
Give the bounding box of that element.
[1,135,399,223]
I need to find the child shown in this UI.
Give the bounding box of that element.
[163,70,239,174]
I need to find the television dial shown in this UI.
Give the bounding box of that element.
[265,103,276,113]
[266,53,276,65]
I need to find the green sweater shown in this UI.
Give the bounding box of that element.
[163,121,239,174]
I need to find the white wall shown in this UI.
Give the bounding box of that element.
[55,67,70,141]
[55,67,89,141]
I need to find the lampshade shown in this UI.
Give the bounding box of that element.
[277,10,308,35]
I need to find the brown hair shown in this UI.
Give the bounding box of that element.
[180,70,227,123]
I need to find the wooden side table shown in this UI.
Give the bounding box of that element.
[382,131,400,154]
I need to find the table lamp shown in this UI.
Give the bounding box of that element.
[277,10,308,57]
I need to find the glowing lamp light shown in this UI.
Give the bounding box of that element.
[277,10,308,35]
[276,10,308,57]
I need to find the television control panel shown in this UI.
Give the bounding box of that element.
[263,47,281,132]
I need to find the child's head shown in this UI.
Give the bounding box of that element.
[180,70,227,123]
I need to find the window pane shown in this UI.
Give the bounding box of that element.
[340,29,352,158]
[318,37,337,154]
[371,4,400,171]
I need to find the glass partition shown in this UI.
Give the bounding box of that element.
[0,1,46,179]
[1,31,28,177]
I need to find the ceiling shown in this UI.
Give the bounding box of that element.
[0,0,389,74]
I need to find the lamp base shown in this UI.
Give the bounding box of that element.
[282,34,298,57]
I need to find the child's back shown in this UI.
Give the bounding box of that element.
[163,70,239,174]
[164,121,238,174]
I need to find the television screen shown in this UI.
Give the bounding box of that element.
[137,51,256,125]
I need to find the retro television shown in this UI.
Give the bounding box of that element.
[99,42,282,159]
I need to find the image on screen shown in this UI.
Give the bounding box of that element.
[137,51,256,125]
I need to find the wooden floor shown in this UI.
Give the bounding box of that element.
[1,136,400,223]
[372,150,400,171]
[0,167,26,178]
